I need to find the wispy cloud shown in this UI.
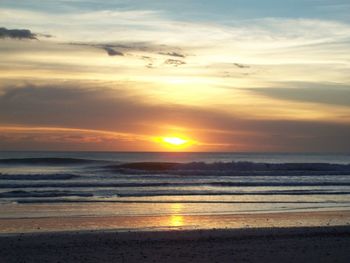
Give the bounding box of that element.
[3,7,350,46]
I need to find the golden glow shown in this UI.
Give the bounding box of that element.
[169,203,184,227]
[162,137,188,146]
[170,215,184,227]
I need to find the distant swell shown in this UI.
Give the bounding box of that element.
[0,158,105,165]
[0,190,93,198]
[0,173,79,180]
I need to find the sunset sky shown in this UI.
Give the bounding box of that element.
[1,0,350,152]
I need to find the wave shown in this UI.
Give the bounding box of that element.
[0,190,93,198]
[105,161,350,176]
[0,173,79,180]
[1,181,350,189]
[0,157,107,165]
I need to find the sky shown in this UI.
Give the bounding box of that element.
[0,0,350,152]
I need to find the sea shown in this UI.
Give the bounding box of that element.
[1,151,350,231]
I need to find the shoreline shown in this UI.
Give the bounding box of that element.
[1,225,350,262]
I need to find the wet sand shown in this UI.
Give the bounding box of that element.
[1,226,350,263]
[1,209,350,233]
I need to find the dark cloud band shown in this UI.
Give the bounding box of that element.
[1,83,350,152]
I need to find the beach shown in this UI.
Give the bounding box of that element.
[1,225,350,263]
[0,210,350,262]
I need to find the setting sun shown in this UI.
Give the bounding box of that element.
[153,136,194,150]
[162,137,188,146]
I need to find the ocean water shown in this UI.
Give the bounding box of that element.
[1,151,350,221]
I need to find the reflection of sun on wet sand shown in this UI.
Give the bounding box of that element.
[169,204,184,228]
[170,215,184,227]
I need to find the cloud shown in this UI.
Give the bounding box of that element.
[4,8,349,83]
[71,41,187,58]
[164,59,186,66]
[159,51,185,58]
[2,7,350,48]
[246,83,350,107]
[69,42,189,64]
[0,27,37,39]
[140,56,155,68]
[0,126,150,151]
[1,83,350,152]
[101,46,124,56]
[233,63,250,69]
[99,42,161,52]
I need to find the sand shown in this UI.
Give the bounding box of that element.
[0,226,350,263]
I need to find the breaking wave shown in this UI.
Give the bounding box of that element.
[105,161,350,176]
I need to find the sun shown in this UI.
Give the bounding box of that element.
[162,137,188,146]
[154,135,193,150]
